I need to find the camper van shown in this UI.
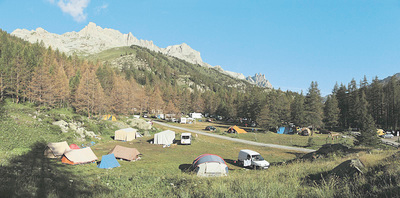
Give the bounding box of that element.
[237,149,270,169]
[181,133,192,145]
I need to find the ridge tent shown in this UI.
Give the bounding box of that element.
[61,147,98,165]
[277,127,294,134]
[69,144,80,149]
[97,153,120,169]
[153,130,175,145]
[44,141,70,158]
[190,154,228,177]
[109,145,141,161]
[227,126,247,134]
[115,128,137,141]
[102,115,117,121]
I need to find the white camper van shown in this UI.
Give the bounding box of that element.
[181,133,192,145]
[237,149,270,169]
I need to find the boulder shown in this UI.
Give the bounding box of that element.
[330,159,365,178]
[52,120,69,133]
[127,119,152,130]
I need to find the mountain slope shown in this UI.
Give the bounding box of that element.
[11,22,272,88]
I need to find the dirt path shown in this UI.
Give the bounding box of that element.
[153,121,316,153]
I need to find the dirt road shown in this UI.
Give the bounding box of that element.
[153,121,316,153]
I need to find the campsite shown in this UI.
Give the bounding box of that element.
[1,101,400,197]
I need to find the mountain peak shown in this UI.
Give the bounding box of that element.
[246,73,272,88]
[11,22,273,89]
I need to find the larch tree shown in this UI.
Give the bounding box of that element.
[148,86,164,114]
[74,62,105,118]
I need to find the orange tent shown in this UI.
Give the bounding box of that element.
[228,125,247,134]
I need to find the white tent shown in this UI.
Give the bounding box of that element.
[44,141,71,158]
[154,130,175,145]
[115,128,137,141]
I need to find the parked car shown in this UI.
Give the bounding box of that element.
[382,133,394,139]
[237,149,270,169]
[205,126,216,131]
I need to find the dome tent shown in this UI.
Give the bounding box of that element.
[190,154,228,177]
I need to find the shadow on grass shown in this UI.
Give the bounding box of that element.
[178,164,192,172]
[0,142,110,197]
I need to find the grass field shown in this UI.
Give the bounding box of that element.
[158,120,353,150]
[1,102,400,197]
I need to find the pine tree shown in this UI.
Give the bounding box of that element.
[304,81,323,131]
[367,76,384,128]
[336,84,349,129]
[323,95,340,130]
[257,103,279,130]
[291,92,305,126]
[355,91,379,146]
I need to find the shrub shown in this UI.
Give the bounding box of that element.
[307,137,315,147]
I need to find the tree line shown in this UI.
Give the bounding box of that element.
[1,29,399,146]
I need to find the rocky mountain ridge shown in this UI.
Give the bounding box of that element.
[11,22,272,88]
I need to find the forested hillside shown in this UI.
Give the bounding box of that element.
[1,29,400,140]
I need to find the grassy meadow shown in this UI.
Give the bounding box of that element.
[159,120,353,150]
[1,101,400,197]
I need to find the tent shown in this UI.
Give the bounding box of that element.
[300,128,311,136]
[61,147,98,165]
[108,145,141,161]
[97,153,120,169]
[44,141,70,158]
[69,144,80,149]
[227,126,247,134]
[190,154,228,177]
[154,130,175,145]
[115,128,137,141]
[277,127,294,134]
[102,114,117,121]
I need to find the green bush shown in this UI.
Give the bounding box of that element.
[307,137,315,147]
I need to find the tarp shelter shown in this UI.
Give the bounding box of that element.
[69,144,80,149]
[61,147,98,165]
[277,127,294,134]
[97,153,120,169]
[44,141,70,158]
[190,154,228,177]
[228,126,247,134]
[102,114,117,121]
[115,128,137,141]
[154,130,175,145]
[108,145,141,161]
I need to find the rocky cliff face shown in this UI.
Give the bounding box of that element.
[12,22,205,65]
[11,22,272,88]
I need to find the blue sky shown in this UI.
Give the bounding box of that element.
[1,0,400,95]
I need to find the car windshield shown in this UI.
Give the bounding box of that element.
[252,155,264,161]
[182,136,190,139]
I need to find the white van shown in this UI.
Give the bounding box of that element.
[237,149,270,169]
[181,133,192,145]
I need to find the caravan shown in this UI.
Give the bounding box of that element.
[181,133,192,145]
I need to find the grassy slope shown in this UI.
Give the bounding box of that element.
[1,102,399,197]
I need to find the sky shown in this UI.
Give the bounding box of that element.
[1,0,400,95]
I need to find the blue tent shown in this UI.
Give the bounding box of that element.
[97,153,120,169]
[277,127,294,134]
